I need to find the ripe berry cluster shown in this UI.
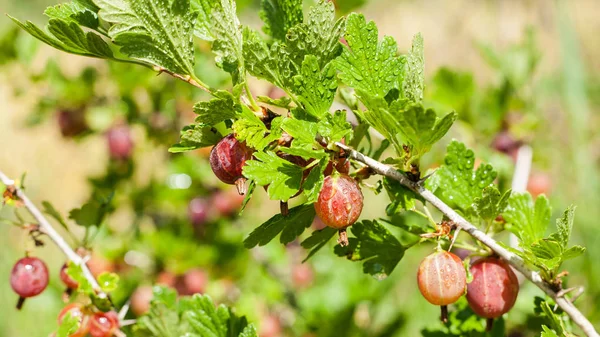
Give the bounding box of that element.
[417,251,519,329]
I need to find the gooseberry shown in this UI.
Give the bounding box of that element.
[209,134,253,194]
[314,174,363,230]
[89,311,119,337]
[107,125,134,160]
[58,303,89,337]
[60,263,79,290]
[10,257,49,309]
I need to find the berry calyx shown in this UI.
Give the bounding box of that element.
[89,311,119,337]
[60,263,79,290]
[466,257,519,324]
[417,251,466,322]
[107,125,134,160]
[210,134,253,195]
[10,257,49,310]
[314,174,363,230]
[58,303,89,337]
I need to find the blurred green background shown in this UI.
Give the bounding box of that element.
[1,0,600,336]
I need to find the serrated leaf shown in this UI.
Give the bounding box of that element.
[426,141,497,213]
[134,286,256,337]
[403,33,424,102]
[42,201,69,232]
[302,157,327,203]
[293,55,337,119]
[335,13,403,98]
[68,191,113,228]
[95,0,196,76]
[286,0,345,69]
[244,204,315,247]
[317,110,353,142]
[503,192,551,246]
[301,226,337,262]
[259,0,303,41]
[10,16,114,58]
[393,104,457,157]
[243,151,303,201]
[555,206,575,249]
[56,310,81,337]
[45,2,99,29]
[257,95,293,109]
[97,272,119,293]
[242,28,284,85]
[210,0,245,83]
[383,177,423,214]
[232,108,282,150]
[473,186,511,222]
[335,220,405,280]
[541,326,560,337]
[170,124,222,152]
[194,90,241,126]
[191,0,215,41]
[562,245,585,261]
[280,117,319,144]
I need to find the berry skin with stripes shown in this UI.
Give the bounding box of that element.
[314,174,363,229]
[417,251,466,306]
[210,134,253,194]
[466,257,519,319]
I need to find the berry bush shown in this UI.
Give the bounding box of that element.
[1,0,599,336]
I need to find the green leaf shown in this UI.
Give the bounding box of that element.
[68,191,114,228]
[97,272,119,293]
[42,201,69,232]
[541,326,559,337]
[242,28,284,86]
[232,108,282,150]
[56,310,81,337]
[170,124,222,152]
[244,150,303,200]
[45,2,99,29]
[335,220,405,280]
[192,0,215,41]
[259,0,303,41]
[302,157,327,203]
[244,204,315,248]
[562,245,585,261]
[134,286,256,337]
[292,55,337,119]
[257,95,293,109]
[473,186,511,222]
[426,141,497,213]
[393,104,457,157]
[286,0,345,69]
[503,192,551,246]
[403,33,424,102]
[334,13,403,98]
[194,90,241,126]
[95,0,197,76]
[555,206,576,249]
[301,226,337,262]
[65,262,93,294]
[10,16,114,58]
[280,117,319,144]
[317,110,353,142]
[210,0,245,83]
[383,177,423,215]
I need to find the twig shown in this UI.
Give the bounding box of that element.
[334,142,599,337]
[153,66,212,94]
[510,145,533,249]
[0,170,107,299]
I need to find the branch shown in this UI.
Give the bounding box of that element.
[335,142,599,337]
[0,170,107,299]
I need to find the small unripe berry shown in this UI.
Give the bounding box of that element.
[11,257,49,309]
[89,311,119,337]
[57,109,88,138]
[314,174,363,230]
[58,303,89,337]
[259,314,282,337]
[60,263,79,289]
[86,254,115,278]
[292,264,314,289]
[466,258,519,319]
[417,251,466,306]
[210,134,253,194]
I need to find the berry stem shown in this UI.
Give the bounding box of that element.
[235,177,248,195]
[440,305,448,323]
[16,296,25,310]
[486,318,494,332]
[331,141,600,337]
[280,201,289,216]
